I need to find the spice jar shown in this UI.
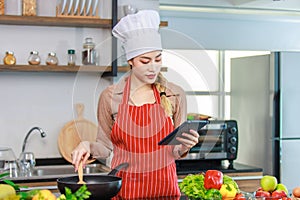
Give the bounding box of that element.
[3,51,16,65]
[0,0,4,15]
[82,37,97,65]
[46,52,58,65]
[67,49,76,66]
[28,51,41,65]
[22,0,36,16]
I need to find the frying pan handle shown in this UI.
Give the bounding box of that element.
[108,162,129,176]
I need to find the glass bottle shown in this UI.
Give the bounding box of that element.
[82,37,97,65]
[28,51,41,65]
[22,0,36,16]
[3,51,16,65]
[46,52,58,65]
[67,49,76,66]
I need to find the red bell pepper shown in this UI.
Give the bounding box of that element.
[204,170,223,190]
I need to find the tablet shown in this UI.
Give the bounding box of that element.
[158,120,209,145]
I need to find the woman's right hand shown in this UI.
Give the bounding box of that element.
[71,141,91,171]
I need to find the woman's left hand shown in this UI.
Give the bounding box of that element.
[176,129,199,155]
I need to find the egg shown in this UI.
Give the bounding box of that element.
[292,186,300,197]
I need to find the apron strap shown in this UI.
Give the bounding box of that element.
[121,76,161,104]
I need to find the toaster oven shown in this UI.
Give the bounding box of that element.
[181,120,238,161]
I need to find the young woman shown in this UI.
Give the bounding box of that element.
[71,10,200,199]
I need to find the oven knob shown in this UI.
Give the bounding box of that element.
[229,127,237,134]
[229,136,237,144]
[229,146,237,154]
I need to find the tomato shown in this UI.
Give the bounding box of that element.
[282,197,292,200]
[234,193,246,200]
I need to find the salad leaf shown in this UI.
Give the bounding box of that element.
[58,185,91,200]
[179,174,207,200]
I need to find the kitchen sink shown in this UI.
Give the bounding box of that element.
[32,163,110,176]
[9,163,111,181]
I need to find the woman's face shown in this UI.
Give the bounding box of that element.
[128,50,162,85]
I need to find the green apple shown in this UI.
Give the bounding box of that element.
[276,183,289,195]
[260,175,278,192]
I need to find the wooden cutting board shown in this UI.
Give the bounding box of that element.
[58,103,97,164]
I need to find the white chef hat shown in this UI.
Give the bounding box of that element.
[112,10,162,61]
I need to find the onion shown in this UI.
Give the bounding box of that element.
[292,187,300,197]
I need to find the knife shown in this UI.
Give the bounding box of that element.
[86,0,92,15]
[73,0,80,15]
[92,0,99,16]
[67,0,74,15]
[79,0,86,15]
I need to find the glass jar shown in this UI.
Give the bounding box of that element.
[28,51,41,65]
[0,0,4,15]
[3,51,16,65]
[46,52,58,65]
[22,0,36,16]
[67,49,76,66]
[82,37,97,65]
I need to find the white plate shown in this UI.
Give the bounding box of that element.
[86,0,92,15]
[67,0,73,14]
[92,0,98,16]
[61,0,67,14]
[73,0,80,14]
[79,0,86,15]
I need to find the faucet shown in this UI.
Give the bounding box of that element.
[21,127,46,153]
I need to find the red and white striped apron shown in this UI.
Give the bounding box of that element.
[111,77,181,199]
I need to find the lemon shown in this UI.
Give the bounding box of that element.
[32,190,56,200]
[0,184,16,199]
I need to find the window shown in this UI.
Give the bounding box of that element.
[162,49,270,119]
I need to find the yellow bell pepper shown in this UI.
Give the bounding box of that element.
[219,183,237,199]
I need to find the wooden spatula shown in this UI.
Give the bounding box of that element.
[77,161,86,184]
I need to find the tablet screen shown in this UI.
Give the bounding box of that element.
[158,120,209,145]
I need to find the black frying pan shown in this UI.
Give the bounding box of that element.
[57,163,129,200]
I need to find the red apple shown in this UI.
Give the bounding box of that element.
[255,190,271,198]
[272,190,287,199]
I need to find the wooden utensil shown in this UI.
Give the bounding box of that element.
[58,103,97,164]
[77,161,86,184]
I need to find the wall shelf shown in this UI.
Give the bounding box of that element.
[0,13,168,75]
[0,15,112,28]
[0,65,167,73]
[0,15,168,28]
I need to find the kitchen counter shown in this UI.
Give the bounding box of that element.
[2,160,262,194]
[176,160,262,175]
